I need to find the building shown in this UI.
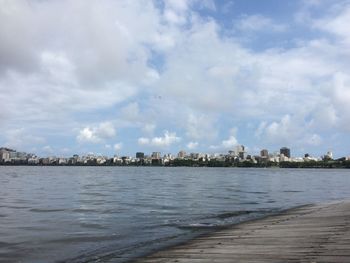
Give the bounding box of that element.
[260,149,269,158]
[235,145,246,159]
[190,153,199,159]
[136,152,145,159]
[177,151,186,159]
[326,151,333,160]
[0,148,16,162]
[0,148,10,162]
[228,150,235,156]
[280,147,291,158]
[151,152,161,159]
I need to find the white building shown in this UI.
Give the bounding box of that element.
[0,149,10,162]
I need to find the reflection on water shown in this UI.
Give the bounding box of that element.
[0,166,350,262]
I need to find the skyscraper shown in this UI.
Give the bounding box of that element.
[151,152,161,159]
[260,149,269,158]
[136,152,144,159]
[280,147,291,158]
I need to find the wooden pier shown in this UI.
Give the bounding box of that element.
[134,201,350,263]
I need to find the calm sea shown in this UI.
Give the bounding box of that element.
[0,166,349,262]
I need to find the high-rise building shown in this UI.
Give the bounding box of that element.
[136,152,145,159]
[190,153,199,159]
[326,151,333,159]
[0,148,13,162]
[0,149,10,162]
[280,147,291,158]
[235,145,245,159]
[260,149,269,158]
[177,151,186,159]
[151,152,161,159]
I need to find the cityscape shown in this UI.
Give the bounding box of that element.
[1,145,349,168]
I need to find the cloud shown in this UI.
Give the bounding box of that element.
[138,131,181,148]
[331,72,350,131]
[313,5,350,44]
[307,134,322,146]
[187,141,198,150]
[221,136,238,148]
[121,102,140,121]
[210,129,239,151]
[42,145,53,154]
[256,115,323,147]
[1,0,350,157]
[142,123,156,135]
[77,122,116,144]
[138,137,150,145]
[235,14,287,32]
[186,113,218,140]
[0,0,161,124]
[114,143,122,151]
[4,128,45,149]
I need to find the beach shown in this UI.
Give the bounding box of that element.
[134,201,350,263]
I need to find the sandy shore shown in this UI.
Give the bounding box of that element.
[133,201,350,263]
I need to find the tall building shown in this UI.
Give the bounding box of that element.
[177,151,186,159]
[0,148,10,162]
[151,152,161,159]
[136,152,145,159]
[280,147,291,158]
[0,148,13,162]
[326,151,333,160]
[260,149,269,158]
[235,145,245,159]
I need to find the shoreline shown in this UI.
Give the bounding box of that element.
[1,164,349,169]
[132,200,350,263]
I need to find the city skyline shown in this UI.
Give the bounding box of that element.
[1,0,350,157]
[0,144,340,161]
[2,144,347,168]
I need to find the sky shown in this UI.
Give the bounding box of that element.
[1,0,350,158]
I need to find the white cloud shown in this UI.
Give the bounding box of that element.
[235,14,287,32]
[4,128,45,149]
[137,131,181,147]
[77,122,116,144]
[186,113,217,140]
[199,0,216,11]
[114,143,122,151]
[77,128,100,143]
[256,115,323,147]
[42,145,53,154]
[142,123,156,135]
[222,136,238,148]
[121,102,140,121]
[0,0,161,124]
[166,0,190,12]
[163,0,191,25]
[187,141,198,150]
[331,72,350,130]
[307,134,322,146]
[210,129,239,150]
[313,5,350,44]
[138,137,150,145]
[1,0,350,156]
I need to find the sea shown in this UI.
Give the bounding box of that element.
[0,166,349,262]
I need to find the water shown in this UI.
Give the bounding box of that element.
[0,166,349,262]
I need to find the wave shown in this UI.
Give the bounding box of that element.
[216,210,253,219]
[29,208,66,213]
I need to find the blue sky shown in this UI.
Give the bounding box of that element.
[1,0,350,158]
